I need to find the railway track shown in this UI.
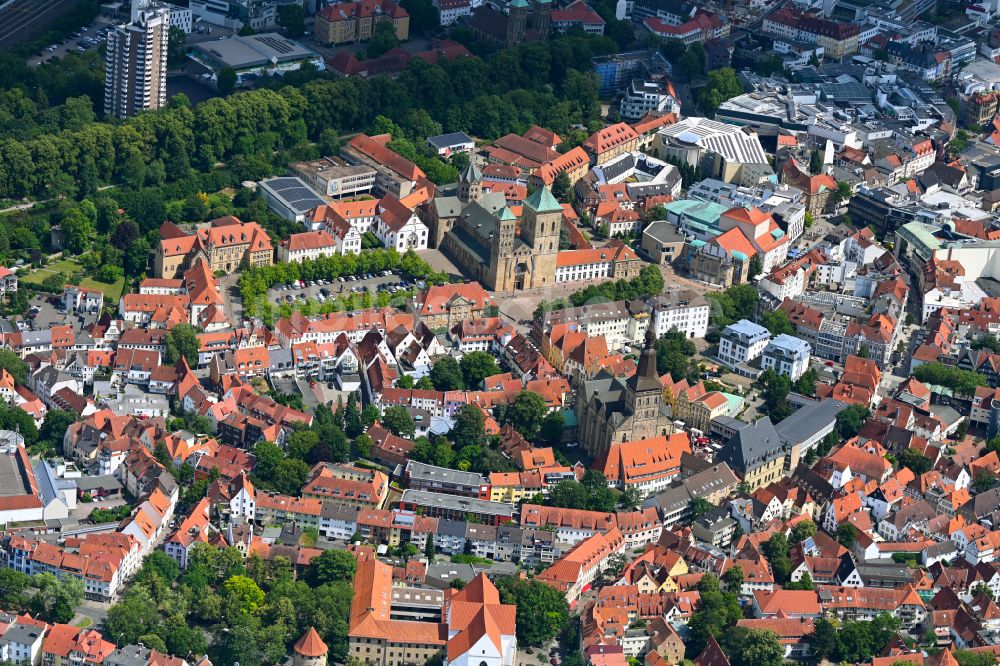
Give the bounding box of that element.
[0,0,80,48]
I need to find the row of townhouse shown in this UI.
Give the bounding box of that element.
[0,613,117,666]
[751,584,927,628]
[1,532,143,603]
[1,446,178,598]
[536,292,710,354]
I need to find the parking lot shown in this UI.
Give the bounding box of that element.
[267,271,418,308]
[28,15,116,66]
[27,14,237,67]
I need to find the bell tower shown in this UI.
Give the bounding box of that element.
[507,0,528,47]
[521,186,562,287]
[626,328,663,426]
[488,206,518,291]
[458,162,482,203]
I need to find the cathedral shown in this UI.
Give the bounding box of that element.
[431,164,563,292]
[576,329,675,457]
[469,0,552,49]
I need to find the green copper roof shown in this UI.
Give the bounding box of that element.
[510,0,529,7]
[524,186,562,213]
[498,206,517,221]
[459,162,482,183]
[721,392,744,416]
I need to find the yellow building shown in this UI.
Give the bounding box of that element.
[489,472,535,504]
[155,216,273,278]
[315,0,410,46]
[672,385,731,434]
[715,416,798,492]
[582,122,640,166]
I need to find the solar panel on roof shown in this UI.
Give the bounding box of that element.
[263,177,326,212]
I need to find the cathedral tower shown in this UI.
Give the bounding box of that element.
[531,0,551,36]
[507,0,528,47]
[458,162,482,204]
[487,206,518,291]
[521,186,561,288]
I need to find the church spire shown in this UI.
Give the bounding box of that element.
[637,328,657,380]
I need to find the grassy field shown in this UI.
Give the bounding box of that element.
[80,275,126,301]
[22,257,126,300]
[20,258,82,285]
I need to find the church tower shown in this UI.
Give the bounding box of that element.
[625,329,664,434]
[521,186,562,288]
[457,162,482,203]
[507,0,528,48]
[487,206,518,291]
[531,0,551,36]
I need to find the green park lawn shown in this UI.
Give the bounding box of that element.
[22,257,126,300]
[20,258,82,285]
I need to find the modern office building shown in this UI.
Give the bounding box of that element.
[104,1,170,119]
[718,319,771,372]
[761,334,812,380]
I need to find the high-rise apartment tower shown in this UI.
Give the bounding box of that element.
[104,1,170,118]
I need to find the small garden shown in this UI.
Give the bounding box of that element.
[20,255,127,300]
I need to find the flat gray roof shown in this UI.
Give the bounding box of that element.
[194,33,317,69]
[406,461,487,487]
[775,398,845,445]
[644,220,686,243]
[74,475,123,491]
[401,489,514,516]
[0,450,31,498]
[3,623,44,645]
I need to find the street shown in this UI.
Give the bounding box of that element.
[73,598,111,630]
[217,273,244,324]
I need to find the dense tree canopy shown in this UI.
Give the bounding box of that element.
[103,542,356,666]
[493,576,569,647]
[836,404,870,439]
[165,323,201,366]
[382,405,417,438]
[451,404,487,449]
[429,355,464,391]
[913,362,986,396]
[460,351,500,389]
[656,329,698,381]
[809,615,901,663]
[499,390,548,439]
[705,284,759,331]
[686,574,743,658]
[0,30,614,204]
[698,68,744,116]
